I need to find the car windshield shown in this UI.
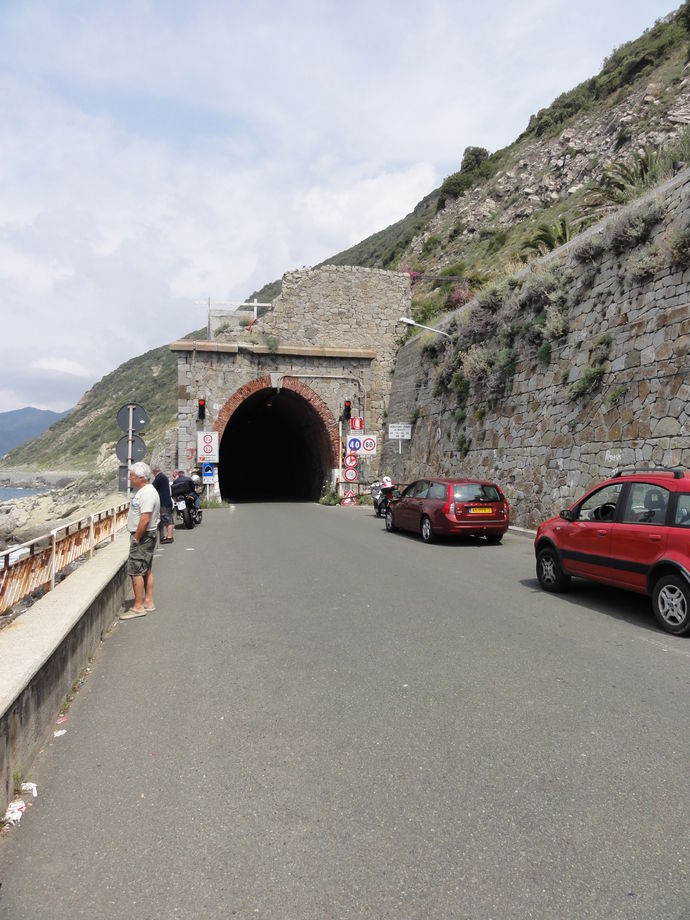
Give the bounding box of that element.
[453,484,501,502]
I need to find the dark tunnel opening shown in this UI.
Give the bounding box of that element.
[218,388,333,502]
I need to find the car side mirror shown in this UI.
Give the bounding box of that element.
[559,509,574,521]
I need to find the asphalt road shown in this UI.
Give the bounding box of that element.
[1,504,689,919]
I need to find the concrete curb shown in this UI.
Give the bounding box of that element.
[1,534,129,813]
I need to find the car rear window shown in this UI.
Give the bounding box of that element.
[620,483,669,524]
[674,494,690,527]
[453,484,501,502]
[428,482,447,500]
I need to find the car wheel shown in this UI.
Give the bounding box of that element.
[652,575,690,636]
[385,509,396,532]
[486,534,503,545]
[420,515,433,544]
[536,547,570,592]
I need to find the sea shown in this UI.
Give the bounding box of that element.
[0,486,48,503]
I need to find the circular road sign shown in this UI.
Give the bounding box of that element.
[344,467,358,482]
[117,403,148,433]
[115,434,147,464]
[344,453,358,469]
[362,436,377,453]
[347,437,362,452]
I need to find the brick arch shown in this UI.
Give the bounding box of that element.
[214,375,340,467]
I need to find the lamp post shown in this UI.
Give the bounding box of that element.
[399,316,452,338]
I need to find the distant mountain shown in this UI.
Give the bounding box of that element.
[0,407,71,456]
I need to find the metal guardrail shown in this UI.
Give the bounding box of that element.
[0,503,130,616]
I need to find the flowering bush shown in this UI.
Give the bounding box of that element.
[445,284,472,309]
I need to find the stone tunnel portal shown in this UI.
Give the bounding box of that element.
[218,385,336,502]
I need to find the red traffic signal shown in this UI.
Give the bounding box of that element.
[343,399,352,421]
[198,398,206,420]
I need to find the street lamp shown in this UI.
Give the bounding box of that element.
[399,316,452,338]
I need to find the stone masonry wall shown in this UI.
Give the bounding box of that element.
[382,170,690,529]
[259,265,410,427]
[175,266,411,478]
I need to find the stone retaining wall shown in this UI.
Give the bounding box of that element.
[382,171,690,528]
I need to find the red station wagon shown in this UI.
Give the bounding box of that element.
[534,467,690,635]
[385,477,509,544]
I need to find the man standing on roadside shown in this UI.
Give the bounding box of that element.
[121,461,160,620]
[152,464,174,544]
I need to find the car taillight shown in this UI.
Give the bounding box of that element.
[443,486,455,515]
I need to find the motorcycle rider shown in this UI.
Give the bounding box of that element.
[172,469,201,510]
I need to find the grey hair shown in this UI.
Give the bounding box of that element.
[131,461,152,481]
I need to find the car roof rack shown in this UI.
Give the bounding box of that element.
[612,467,685,479]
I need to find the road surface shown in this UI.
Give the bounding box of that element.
[1,504,689,919]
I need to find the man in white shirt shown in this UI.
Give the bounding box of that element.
[121,461,161,620]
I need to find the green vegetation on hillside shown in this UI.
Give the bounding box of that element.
[522,6,689,140]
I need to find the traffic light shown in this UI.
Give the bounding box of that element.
[343,399,352,421]
[198,398,206,420]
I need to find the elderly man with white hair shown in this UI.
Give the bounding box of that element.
[120,461,161,620]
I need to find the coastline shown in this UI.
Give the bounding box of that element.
[0,469,123,549]
[0,469,83,489]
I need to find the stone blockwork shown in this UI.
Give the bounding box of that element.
[172,266,411,481]
[382,170,690,529]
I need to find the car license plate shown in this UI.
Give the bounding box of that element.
[177,500,186,511]
[469,506,492,514]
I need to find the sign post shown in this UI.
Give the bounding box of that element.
[202,462,214,501]
[388,423,412,455]
[116,403,148,497]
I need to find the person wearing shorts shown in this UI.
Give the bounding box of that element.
[121,461,161,620]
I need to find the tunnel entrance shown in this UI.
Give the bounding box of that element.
[218,384,335,502]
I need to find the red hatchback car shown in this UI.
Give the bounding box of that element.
[534,467,690,636]
[385,477,509,544]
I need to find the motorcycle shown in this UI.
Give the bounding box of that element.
[370,478,397,518]
[171,480,203,529]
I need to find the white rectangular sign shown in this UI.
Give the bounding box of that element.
[197,431,219,463]
[389,423,412,440]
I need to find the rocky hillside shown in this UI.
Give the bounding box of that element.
[4,5,689,478]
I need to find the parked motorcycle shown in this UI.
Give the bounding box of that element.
[370,477,397,518]
[171,477,203,529]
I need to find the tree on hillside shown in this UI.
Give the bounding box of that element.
[521,216,578,258]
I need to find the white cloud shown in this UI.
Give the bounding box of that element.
[0,0,679,412]
[29,358,93,377]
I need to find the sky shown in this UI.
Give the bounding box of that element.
[0,0,680,412]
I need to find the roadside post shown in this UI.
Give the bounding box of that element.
[388,423,412,454]
[197,433,219,500]
[116,403,148,497]
[202,462,214,501]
